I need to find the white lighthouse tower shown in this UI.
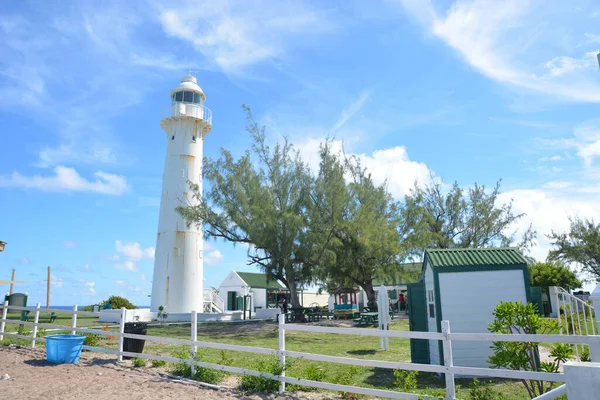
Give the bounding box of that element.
[150,75,212,313]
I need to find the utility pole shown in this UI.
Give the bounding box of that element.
[9,269,15,295]
[47,266,51,309]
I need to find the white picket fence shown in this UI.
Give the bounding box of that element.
[2,301,600,400]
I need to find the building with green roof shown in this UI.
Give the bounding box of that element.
[408,247,539,369]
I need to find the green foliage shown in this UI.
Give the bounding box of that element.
[331,365,360,399]
[548,217,600,279]
[83,333,101,347]
[239,357,283,393]
[580,346,591,362]
[177,107,339,308]
[99,296,136,310]
[317,144,405,310]
[169,347,224,384]
[151,359,167,367]
[400,180,536,256]
[529,262,582,291]
[303,364,326,382]
[17,324,30,336]
[157,305,168,324]
[133,357,147,367]
[468,379,500,400]
[170,347,192,377]
[488,301,573,398]
[393,369,418,392]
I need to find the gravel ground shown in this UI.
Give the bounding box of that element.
[0,346,337,400]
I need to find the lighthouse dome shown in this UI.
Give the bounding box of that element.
[170,75,206,102]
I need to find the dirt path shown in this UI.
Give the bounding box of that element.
[0,346,336,400]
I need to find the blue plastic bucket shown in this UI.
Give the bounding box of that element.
[45,334,85,364]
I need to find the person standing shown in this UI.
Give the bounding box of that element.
[399,292,406,312]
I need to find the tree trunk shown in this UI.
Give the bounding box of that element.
[363,281,378,311]
[288,284,301,308]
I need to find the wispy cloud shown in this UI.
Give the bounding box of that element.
[0,166,130,195]
[331,90,371,133]
[540,119,600,167]
[115,260,138,272]
[398,0,600,102]
[115,240,155,262]
[159,1,336,75]
[205,249,224,265]
[63,241,78,248]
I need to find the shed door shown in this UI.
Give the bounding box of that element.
[227,291,237,311]
[530,286,544,316]
[408,282,430,364]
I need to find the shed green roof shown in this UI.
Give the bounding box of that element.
[424,247,527,268]
[236,272,285,289]
[373,262,422,286]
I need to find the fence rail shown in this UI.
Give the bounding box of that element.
[2,301,592,399]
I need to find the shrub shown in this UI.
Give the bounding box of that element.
[393,369,418,392]
[99,296,137,310]
[169,347,224,384]
[170,347,192,377]
[488,301,573,398]
[83,333,101,347]
[580,346,591,362]
[151,359,167,368]
[239,357,283,393]
[331,365,360,399]
[468,379,499,400]
[17,324,30,336]
[304,364,326,382]
[133,358,147,367]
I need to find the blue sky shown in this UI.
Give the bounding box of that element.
[1,0,600,306]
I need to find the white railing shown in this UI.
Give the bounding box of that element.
[203,288,224,313]
[3,301,599,399]
[163,103,212,125]
[554,287,596,358]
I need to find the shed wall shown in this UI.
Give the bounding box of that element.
[424,262,440,365]
[438,269,527,368]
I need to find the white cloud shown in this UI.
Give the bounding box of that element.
[85,281,95,287]
[159,1,334,74]
[82,281,96,295]
[115,240,155,262]
[205,249,224,265]
[115,280,125,286]
[63,241,77,248]
[399,0,600,102]
[17,257,30,265]
[140,274,146,281]
[115,261,138,272]
[0,166,130,195]
[542,119,600,167]
[331,90,371,133]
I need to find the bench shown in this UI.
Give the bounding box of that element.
[22,311,57,323]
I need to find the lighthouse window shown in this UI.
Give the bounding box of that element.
[183,91,194,102]
[193,93,200,104]
[175,92,183,102]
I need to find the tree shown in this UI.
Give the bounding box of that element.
[529,261,582,292]
[178,107,338,308]
[99,295,136,310]
[318,149,404,311]
[548,217,600,280]
[488,301,573,398]
[400,179,535,256]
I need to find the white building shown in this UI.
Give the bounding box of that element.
[219,271,329,318]
[150,75,212,313]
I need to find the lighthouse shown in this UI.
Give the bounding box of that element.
[150,75,212,313]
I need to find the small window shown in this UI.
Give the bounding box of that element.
[175,92,183,101]
[183,91,193,102]
[193,93,200,104]
[171,135,175,140]
[429,304,435,318]
[192,136,196,142]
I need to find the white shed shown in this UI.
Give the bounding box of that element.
[408,248,533,368]
[219,271,287,312]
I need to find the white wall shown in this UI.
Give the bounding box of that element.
[439,269,527,368]
[301,292,329,307]
[424,262,440,365]
[251,288,267,309]
[218,271,246,311]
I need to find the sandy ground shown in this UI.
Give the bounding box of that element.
[0,346,336,400]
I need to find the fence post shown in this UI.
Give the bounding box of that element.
[441,320,456,400]
[191,310,197,377]
[589,285,600,362]
[0,300,8,341]
[279,312,286,393]
[71,305,78,335]
[31,302,41,348]
[118,307,126,362]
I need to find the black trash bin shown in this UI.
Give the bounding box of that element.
[123,322,147,359]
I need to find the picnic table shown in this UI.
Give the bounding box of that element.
[21,310,57,323]
[354,312,379,327]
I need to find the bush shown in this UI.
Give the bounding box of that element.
[239,357,283,393]
[170,347,193,377]
[468,379,499,400]
[99,296,137,310]
[83,333,101,347]
[331,365,360,399]
[304,364,326,382]
[151,359,167,368]
[169,347,224,384]
[133,358,147,367]
[393,369,418,392]
[580,346,591,362]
